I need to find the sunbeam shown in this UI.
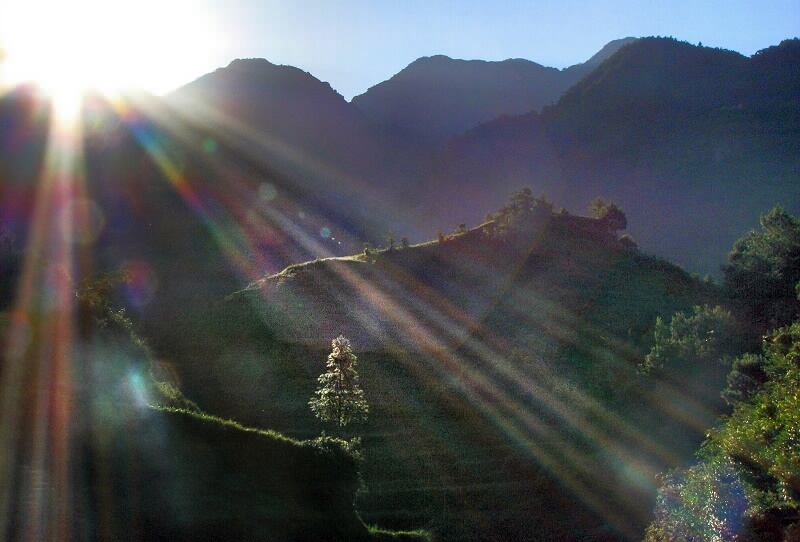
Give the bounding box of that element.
[0,96,87,539]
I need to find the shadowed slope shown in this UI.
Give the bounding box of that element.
[351,38,637,147]
[211,210,726,541]
[419,37,800,275]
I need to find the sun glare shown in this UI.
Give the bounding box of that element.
[0,0,222,113]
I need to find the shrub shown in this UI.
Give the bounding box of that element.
[620,233,639,249]
[488,187,553,237]
[642,305,741,373]
[645,321,800,541]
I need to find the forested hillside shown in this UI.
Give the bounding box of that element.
[644,206,800,541]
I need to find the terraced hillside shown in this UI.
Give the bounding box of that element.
[202,208,727,541]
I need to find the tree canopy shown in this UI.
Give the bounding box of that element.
[723,205,800,331]
[641,305,743,373]
[588,196,627,233]
[642,206,800,541]
[645,321,800,542]
[488,187,553,237]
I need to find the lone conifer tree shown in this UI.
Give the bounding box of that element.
[309,335,368,427]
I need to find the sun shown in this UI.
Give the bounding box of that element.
[0,0,223,114]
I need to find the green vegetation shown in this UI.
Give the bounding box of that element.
[644,207,800,541]
[219,188,733,541]
[20,187,796,542]
[367,525,433,541]
[0,226,21,310]
[620,233,639,250]
[644,322,800,542]
[485,186,553,237]
[77,268,202,412]
[724,205,800,332]
[71,269,417,541]
[588,196,628,233]
[310,335,369,428]
[222,196,800,541]
[722,353,770,406]
[641,305,743,373]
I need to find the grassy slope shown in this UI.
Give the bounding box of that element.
[200,213,727,541]
[89,407,366,542]
[0,211,724,541]
[1,297,424,542]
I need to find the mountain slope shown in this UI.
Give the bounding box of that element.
[351,38,637,147]
[215,208,726,542]
[418,37,800,274]
[167,58,409,239]
[352,55,563,147]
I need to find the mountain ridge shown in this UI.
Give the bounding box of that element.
[165,37,799,279]
[350,37,637,146]
[416,37,800,274]
[213,201,725,541]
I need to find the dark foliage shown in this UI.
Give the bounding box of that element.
[0,227,21,309]
[723,205,800,332]
[487,187,554,237]
[644,207,800,541]
[641,305,745,373]
[645,321,800,542]
[722,353,769,406]
[619,233,639,250]
[588,197,627,233]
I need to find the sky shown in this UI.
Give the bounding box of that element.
[1,0,798,100]
[199,0,800,100]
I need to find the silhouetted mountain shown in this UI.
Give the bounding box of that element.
[351,38,637,148]
[168,58,413,241]
[352,55,561,147]
[160,40,646,250]
[171,58,378,191]
[563,37,642,76]
[419,37,800,274]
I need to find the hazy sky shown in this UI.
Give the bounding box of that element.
[196,0,799,100]
[1,0,798,100]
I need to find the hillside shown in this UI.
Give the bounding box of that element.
[418,37,800,274]
[0,273,422,541]
[2,36,798,542]
[351,38,637,147]
[207,203,727,541]
[161,37,800,277]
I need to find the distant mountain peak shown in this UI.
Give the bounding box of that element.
[405,54,545,67]
[351,38,640,146]
[173,56,348,108]
[226,57,277,69]
[576,36,639,69]
[220,57,334,90]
